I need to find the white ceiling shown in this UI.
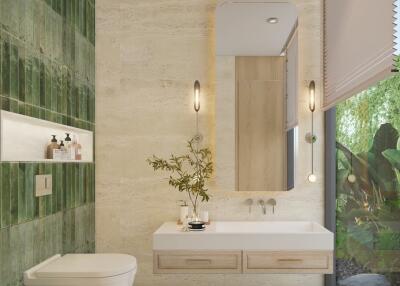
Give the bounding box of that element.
[216,1,298,56]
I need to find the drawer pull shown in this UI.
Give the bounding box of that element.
[185,259,212,265]
[277,259,303,262]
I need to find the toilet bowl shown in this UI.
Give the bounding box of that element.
[24,253,137,286]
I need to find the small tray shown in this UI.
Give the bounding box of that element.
[189,226,205,231]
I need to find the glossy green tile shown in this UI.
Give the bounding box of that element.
[38,163,46,218]
[25,164,35,221]
[0,0,19,36]
[18,46,25,102]
[33,163,40,218]
[24,0,35,47]
[65,164,71,209]
[39,59,45,107]
[45,164,52,216]
[0,32,2,97]
[58,67,67,114]
[51,64,59,112]
[1,33,10,98]
[32,0,43,53]
[57,164,63,212]
[61,163,66,210]
[0,227,11,284]
[18,163,26,224]
[51,164,58,214]
[78,87,86,122]
[10,163,19,225]
[1,96,10,111]
[79,164,84,206]
[72,163,77,208]
[32,215,44,263]
[61,0,67,19]
[54,0,62,15]
[82,0,87,38]
[18,101,25,116]
[31,55,40,106]
[0,165,2,229]
[69,81,77,118]
[10,97,19,113]
[45,59,52,110]
[1,163,11,228]
[10,223,23,284]
[9,41,19,100]
[24,52,33,104]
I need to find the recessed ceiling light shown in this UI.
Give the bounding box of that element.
[266,17,279,24]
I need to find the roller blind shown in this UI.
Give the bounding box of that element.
[323,0,395,109]
[286,30,298,130]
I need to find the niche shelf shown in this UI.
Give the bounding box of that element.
[0,111,93,163]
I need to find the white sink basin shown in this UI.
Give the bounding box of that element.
[153,221,334,251]
[215,221,325,233]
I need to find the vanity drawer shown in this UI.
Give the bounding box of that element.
[154,251,242,273]
[243,251,333,274]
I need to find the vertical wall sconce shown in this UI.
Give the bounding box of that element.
[194,80,201,112]
[307,81,317,183]
[193,80,203,143]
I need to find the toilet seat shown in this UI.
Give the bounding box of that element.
[36,254,137,278]
[24,254,137,286]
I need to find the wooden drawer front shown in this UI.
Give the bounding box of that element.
[154,251,242,274]
[244,251,333,274]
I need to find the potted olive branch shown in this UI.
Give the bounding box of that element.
[146,138,213,221]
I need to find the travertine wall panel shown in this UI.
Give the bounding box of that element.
[96,0,324,285]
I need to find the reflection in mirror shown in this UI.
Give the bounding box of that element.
[215,2,298,192]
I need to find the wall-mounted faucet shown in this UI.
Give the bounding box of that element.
[258,199,266,215]
[258,199,277,215]
[245,199,254,214]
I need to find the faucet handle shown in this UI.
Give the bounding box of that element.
[267,198,277,214]
[245,199,254,214]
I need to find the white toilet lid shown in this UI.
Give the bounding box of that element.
[35,254,137,278]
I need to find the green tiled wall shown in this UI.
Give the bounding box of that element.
[0,0,95,285]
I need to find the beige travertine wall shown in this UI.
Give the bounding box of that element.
[96,0,325,285]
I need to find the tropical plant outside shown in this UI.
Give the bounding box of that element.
[336,70,400,285]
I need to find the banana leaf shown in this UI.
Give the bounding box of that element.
[337,123,400,198]
[383,149,400,170]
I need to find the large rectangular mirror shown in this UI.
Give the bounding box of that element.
[215,1,298,192]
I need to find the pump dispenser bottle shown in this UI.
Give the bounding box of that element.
[47,135,59,159]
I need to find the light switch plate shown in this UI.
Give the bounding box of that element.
[35,175,52,197]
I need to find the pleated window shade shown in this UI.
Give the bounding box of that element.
[323,0,395,109]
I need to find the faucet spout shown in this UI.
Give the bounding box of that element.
[258,200,266,215]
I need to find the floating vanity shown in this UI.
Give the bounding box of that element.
[153,221,334,274]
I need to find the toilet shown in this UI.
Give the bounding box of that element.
[24,253,137,286]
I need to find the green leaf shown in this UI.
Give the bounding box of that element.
[382,149,400,170]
